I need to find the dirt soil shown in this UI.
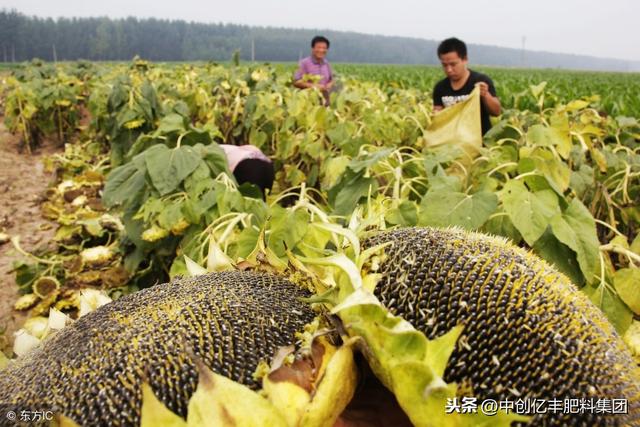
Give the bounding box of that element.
[0,119,60,354]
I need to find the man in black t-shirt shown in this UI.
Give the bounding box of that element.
[432,38,501,135]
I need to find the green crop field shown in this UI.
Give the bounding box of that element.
[335,64,640,118]
[1,59,639,425]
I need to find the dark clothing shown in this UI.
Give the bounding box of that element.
[433,70,497,135]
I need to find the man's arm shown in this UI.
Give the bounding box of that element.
[294,79,315,89]
[432,84,444,113]
[293,61,314,89]
[324,64,335,90]
[477,81,501,116]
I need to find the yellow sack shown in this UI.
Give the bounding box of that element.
[423,84,482,163]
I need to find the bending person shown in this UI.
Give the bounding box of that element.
[219,144,274,199]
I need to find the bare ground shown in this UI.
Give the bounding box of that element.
[0,120,59,354]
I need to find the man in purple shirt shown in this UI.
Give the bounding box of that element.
[294,36,334,101]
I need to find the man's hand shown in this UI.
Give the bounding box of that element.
[477,81,491,99]
[476,82,501,116]
[318,81,334,93]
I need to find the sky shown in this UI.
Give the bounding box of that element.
[2,0,639,62]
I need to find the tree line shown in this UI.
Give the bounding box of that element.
[1,9,638,71]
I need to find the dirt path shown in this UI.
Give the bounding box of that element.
[0,119,59,354]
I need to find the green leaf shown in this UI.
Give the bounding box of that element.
[124,247,146,273]
[184,162,213,195]
[569,165,594,199]
[614,268,640,315]
[145,145,202,196]
[631,234,640,255]
[180,129,213,147]
[385,200,418,226]
[298,223,333,257]
[103,162,146,208]
[267,206,310,257]
[548,115,572,159]
[116,107,142,129]
[234,227,260,259]
[423,145,466,173]
[549,199,600,284]
[215,185,245,215]
[500,180,559,246]
[533,229,584,286]
[107,82,127,111]
[158,202,185,231]
[584,282,633,335]
[348,148,394,173]
[243,199,269,225]
[320,155,351,189]
[527,124,571,159]
[140,80,158,120]
[194,143,231,177]
[135,197,165,223]
[518,148,571,194]
[427,165,462,193]
[238,182,264,199]
[530,81,547,98]
[123,211,150,249]
[156,113,186,134]
[418,190,497,230]
[482,213,522,244]
[329,169,377,216]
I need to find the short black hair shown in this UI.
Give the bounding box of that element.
[233,158,275,200]
[311,36,330,48]
[437,38,467,59]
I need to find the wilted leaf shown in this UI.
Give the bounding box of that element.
[299,342,357,427]
[140,383,186,427]
[565,99,589,111]
[187,360,286,426]
[184,255,207,277]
